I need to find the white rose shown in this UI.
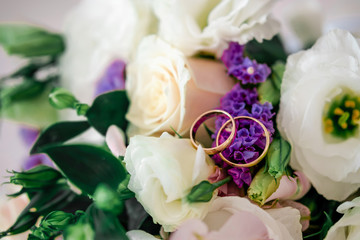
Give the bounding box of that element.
[325,197,360,240]
[124,133,216,232]
[277,29,360,201]
[170,196,302,240]
[153,0,280,57]
[60,0,156,103]
[126,230,159,240]
[126,35,234,137]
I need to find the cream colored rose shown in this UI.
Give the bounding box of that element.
[126,35,234,137]
[124,133,216,232]
[277,29,360,201]
[325,197,360,240]
[170,196,302,240]
[153,0,279,56]
[60,0,156,103]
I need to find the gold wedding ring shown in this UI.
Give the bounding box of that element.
[215,116,270,168]
[190,110,236,155]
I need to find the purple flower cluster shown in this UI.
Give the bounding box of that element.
[221,42,271,85]
[212,84,275,188]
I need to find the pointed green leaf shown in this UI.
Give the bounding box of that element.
[0,24,64,57]
[41,144,127,195]
[258,62,285,106]
[86,91,129,135]
[30,121,90,154]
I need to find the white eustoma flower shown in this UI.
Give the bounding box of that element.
[126,230,159,240]
[325,197,360,240]
[124,133,216,232]
[60,0,156,103]
[277,29,360,201]
[126,35,233,137]
[153,0,279,57]
[170,196,302,240]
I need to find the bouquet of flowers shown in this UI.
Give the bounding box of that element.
[1,0,360,239]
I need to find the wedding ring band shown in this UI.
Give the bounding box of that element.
[190,110,236,155]
[215,116,270,168]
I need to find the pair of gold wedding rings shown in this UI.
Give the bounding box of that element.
[189,110,270,168]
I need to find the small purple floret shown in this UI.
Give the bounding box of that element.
[94,59,126,97]
[228,167,252,188]
[221,42,271,85]
[221,42,245,68]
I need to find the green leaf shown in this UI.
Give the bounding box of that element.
[266,135,291,179]
[0,24,64,57]
[258,62,285,106]
[1,185,75,237]
[41,144,127,196]
[30,121,90,154]
[1,79,47,106]
[304,212,333,239]
[9,165,63,188]
[187,176,231,203]
[86,91,129,135]
[87,205,129,240]
[245,36,287,65]
[248,168,280,205]
[0,87,58,128]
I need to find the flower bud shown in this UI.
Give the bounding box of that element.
[248,168,280,205]
[49,87,78,109]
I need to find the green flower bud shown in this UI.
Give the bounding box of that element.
[187,176,231,203]
[49,87,78,109]
[94,184,124,214]
[9,165,63,188]
[248,168,280,205]
[65,223,94,240]
[267,136,291,179]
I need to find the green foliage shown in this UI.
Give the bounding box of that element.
[64,204,129,240]
[1,79,47,107]
[258,62,285,106]
[304,212,333,239]
[248,167,280,205]
[94,184,125,215]
[29,211,84,240]
[86,91,129,135]
[0,24,64,57]
[265,135,291,179]
[187,176,231,203]
[0,184,82,238]
[9,165,63,189]
[245,36,287,65]
[0,87,58,128]
[30,121,90,154]
[41,144,128,196]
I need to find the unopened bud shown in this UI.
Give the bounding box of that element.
[49,87,78,109]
